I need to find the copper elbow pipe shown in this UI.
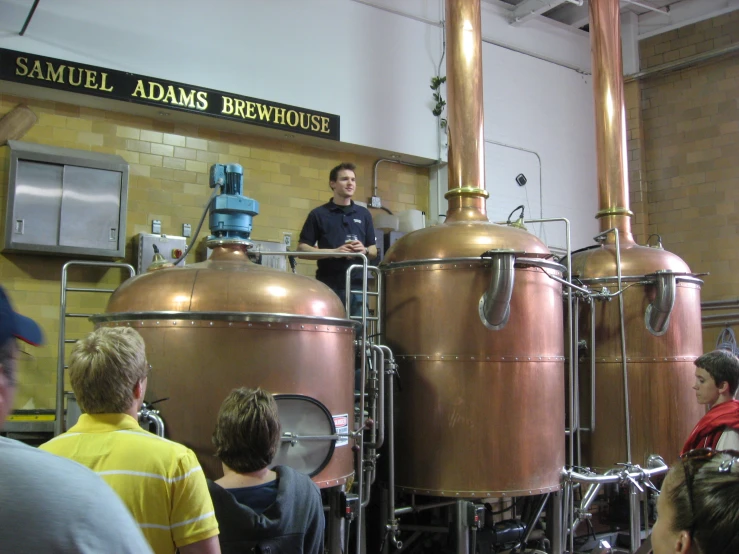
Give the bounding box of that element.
[445,0,488,222]
[589,0,634,243]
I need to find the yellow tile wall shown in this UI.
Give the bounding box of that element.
[626,11,739,350]
[0,93,430,410]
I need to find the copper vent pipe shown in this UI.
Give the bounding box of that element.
[590,0,634,243]
[444,0,489,222]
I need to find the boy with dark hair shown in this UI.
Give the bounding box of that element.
[208,388,324,554]
[681,349,739,454]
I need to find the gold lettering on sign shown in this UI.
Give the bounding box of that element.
[149,82,165,101]
[15,56,115,92]
[27,60,45,80]
[218,95,331,134]
[47,63,65,83]
[273,107,286,125]
[130,80,207,110]
[15,57,29,76]
[68,67,83,86]
[84,70,98,89]
[100,73,114,92]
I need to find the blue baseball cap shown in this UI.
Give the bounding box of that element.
[0,287,43,346]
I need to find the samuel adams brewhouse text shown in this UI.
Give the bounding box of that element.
[1,49,339,140]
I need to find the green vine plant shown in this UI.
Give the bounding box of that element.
[430,75,447,130]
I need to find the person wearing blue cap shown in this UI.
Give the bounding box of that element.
[0,286,153,553]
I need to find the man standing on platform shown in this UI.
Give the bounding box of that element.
[298,162,377,313]
[681,349,739,453]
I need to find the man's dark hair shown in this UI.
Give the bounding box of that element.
[212,388,281,474]
[329,162,356,183]
[666,455,739,554]
[695,349,739,396]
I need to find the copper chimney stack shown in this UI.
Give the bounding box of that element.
[590,0,634,243]
[444,0,489,222]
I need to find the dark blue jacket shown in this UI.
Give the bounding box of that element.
[299,199,376,288]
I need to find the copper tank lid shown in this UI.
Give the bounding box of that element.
[106,245,346,318]
[383,220,550,264]
[570,242,691,280]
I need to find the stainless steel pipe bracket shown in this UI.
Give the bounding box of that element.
[645,270,676,336]
[479,250,515,330]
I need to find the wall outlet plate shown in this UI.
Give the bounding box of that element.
[370,196,382,208]
[283,232,292,248]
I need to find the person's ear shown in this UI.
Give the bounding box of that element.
[675,529,692,554]
[329,181,336,191]
[133,379,145,400]
[718,380,730,395]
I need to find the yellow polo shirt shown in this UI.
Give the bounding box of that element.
[40,414,218,554]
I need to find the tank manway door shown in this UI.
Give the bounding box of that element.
[272,395,340,477]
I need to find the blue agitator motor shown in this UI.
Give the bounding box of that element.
[208,163,259,241]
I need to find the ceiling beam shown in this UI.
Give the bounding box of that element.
[509,0,575,26]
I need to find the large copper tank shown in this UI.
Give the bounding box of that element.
[380,0,565,497]
[92,244,356,488]
[572,0,702,468]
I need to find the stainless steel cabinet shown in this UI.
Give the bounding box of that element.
[4,141,128,258]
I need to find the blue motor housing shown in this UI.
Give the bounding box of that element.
[208,163,259,240]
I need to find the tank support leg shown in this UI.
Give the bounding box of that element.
[455,500,470,554]
[327,487,346,554]
[547,490,563,554]
[629,484,642,553]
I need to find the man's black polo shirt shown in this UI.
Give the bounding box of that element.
[299,199,376,289]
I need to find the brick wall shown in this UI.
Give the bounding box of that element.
[626,10,739,349]
[0,93,429,410]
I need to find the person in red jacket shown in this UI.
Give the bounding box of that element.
[681,349,739,454]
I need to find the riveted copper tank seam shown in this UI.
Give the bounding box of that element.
[444,0,487,221]
[590,0,633,243]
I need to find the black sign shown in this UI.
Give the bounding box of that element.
[0,48,340,140]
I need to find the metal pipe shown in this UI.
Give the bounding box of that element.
[629,484,642,552]
[591,297,597,432]
[365,345,385,449]
[455,500,469,554]
[646,271,676,335]
[703,320,739,328]
[589,0,634,243]
[373,158,437,199]
[565,461,668,485]
[520,493,550,548]
[702,298,739,309]
[394,500,457,516]
[702,312,739,321]
[480,251,515,328]
[378,344,399,548]
[574,295,582,468]
[522,218,574,468]
[138,406,165,437]
[444,0,489,223]
[596,227,631,463]
[19,0,40,36]
[623,0,668,15]
[547,490,563,554]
